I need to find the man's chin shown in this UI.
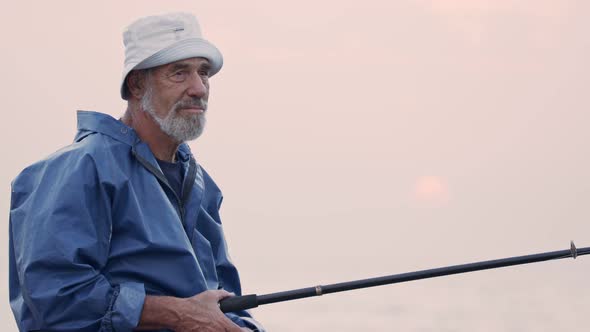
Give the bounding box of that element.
[176,111,204,122]
[166,124,205,142]
[178,128,204,142]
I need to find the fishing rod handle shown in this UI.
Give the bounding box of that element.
[219,294,259,313]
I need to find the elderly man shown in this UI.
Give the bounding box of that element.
[9,12,264,332]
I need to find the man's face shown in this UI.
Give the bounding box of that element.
[141,57,211,142]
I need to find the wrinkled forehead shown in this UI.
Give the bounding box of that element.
[154,57,211,73]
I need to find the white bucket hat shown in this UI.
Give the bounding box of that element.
[120,12,223,99]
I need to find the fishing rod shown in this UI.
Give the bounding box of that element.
[219,241,590,313]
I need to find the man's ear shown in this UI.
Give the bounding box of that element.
[126,70,147,99]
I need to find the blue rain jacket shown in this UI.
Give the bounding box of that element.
[9,111,264,331]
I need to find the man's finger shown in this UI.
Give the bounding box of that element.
[211,289,235,301]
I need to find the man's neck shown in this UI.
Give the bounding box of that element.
[122,107,180,162]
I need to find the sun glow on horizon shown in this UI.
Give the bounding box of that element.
[412,175,451,207]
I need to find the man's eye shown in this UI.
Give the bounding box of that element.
[170,71,188,82]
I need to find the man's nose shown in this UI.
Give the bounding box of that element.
[186,74,208,98]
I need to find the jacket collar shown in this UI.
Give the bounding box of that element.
[75,110,194,162]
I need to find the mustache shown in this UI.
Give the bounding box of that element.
[174,98,208,112]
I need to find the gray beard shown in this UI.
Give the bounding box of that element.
[141,84,207,143]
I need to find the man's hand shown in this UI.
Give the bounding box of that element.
[136,290,244,331]
[173,290,244,332]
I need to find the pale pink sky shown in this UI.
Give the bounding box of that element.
[1,1,589,330]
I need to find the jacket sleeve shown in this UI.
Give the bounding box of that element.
[215,222,266,332]
[202,184,265,331]
[9,152,145,332]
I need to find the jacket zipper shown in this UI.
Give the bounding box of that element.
[132,150,196,224]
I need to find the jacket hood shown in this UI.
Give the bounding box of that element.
[75,110,193,162]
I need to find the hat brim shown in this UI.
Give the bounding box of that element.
[120,37,223,99]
